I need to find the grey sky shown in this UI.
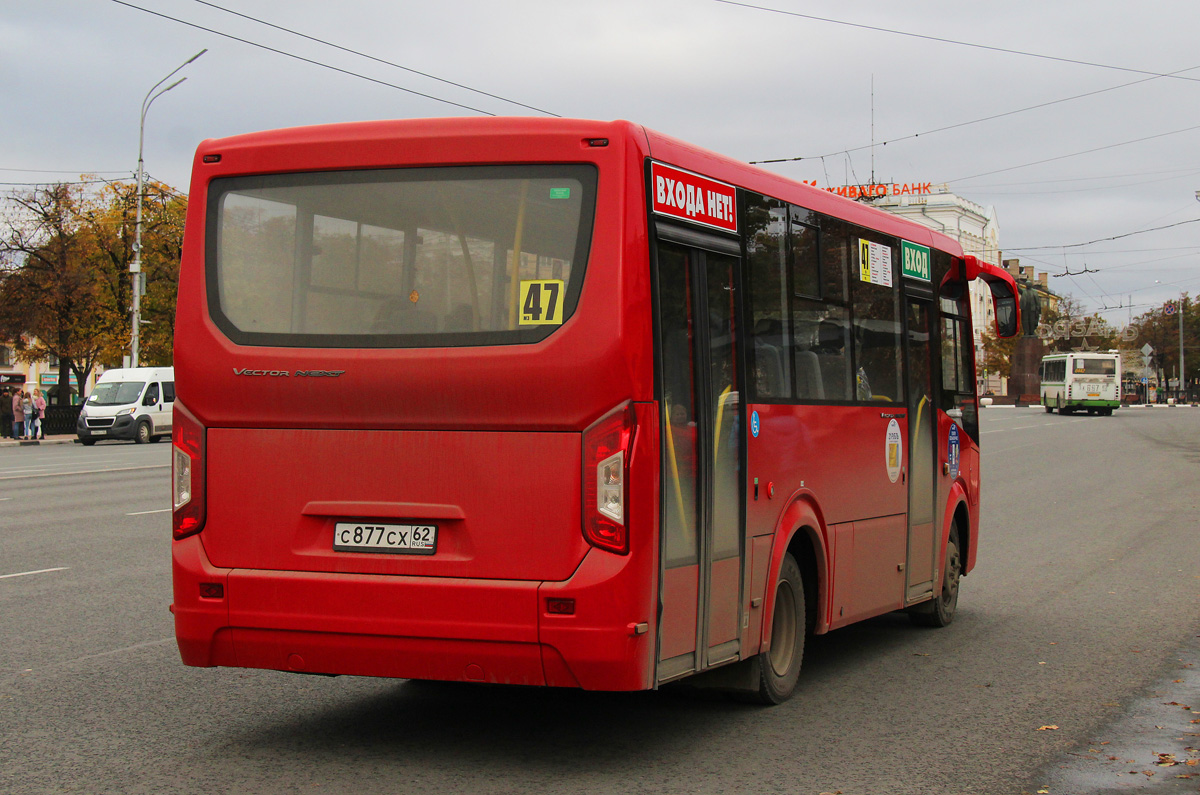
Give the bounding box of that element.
[3,0,1199,320]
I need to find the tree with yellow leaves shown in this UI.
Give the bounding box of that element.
[0,178,185,405]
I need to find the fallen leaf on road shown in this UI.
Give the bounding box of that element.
[1038,725,1059,731]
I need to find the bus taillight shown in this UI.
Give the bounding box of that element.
[172,402,207,540]
[582,402,636,555]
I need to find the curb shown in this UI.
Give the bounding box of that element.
[0,436,79,448]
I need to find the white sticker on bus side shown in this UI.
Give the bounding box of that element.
[885,418,902,483]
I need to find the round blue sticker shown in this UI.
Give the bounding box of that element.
[947,423,960,478]
[750,410,760,438]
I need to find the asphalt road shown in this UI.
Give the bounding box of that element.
[1,411,1198,795]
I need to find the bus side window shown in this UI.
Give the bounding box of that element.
[745,193,792,400]
[849,234,902,403]
[937,253,979,440]
[814,221,853,400]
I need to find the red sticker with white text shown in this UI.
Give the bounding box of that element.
[651,162,737,233]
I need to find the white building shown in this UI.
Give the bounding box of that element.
[871,186,1002,392]
[0,343,96,404]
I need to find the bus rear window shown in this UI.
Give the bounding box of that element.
[206,165,597,347]
[1074,358,1116,375]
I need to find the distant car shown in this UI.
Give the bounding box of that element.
[76,367,174,445]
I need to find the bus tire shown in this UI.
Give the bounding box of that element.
[751,552,805,705]
[1056,397,1068,415]
[910,524,961,628]
[1044,404,1052,413]
[135,420,151,444]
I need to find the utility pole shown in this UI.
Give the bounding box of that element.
[1181,294,1186,401]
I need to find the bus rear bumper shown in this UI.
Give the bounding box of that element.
[171,535,653,691]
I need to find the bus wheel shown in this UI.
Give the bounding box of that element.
[752,553,805,704]
[1044,404,1052,413]
[910,525,961,628]
[135,420,151,444]
[1057,397,1068,415]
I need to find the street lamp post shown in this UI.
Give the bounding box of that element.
[131,49,206,368]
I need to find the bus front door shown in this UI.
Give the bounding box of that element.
[655,240,745,683]
[903,294,938,600]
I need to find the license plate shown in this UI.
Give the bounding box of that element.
[91,429,108,435]
[1087,392,1100,398]
[333,522,437,555]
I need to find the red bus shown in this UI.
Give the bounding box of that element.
[172,118,1018,703]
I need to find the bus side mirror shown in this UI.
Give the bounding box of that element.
[989,284,1019,338]
[963,255,1022,339]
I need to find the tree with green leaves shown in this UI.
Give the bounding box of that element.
[1130,294,1196,394]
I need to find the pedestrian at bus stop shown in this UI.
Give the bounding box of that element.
[20,390,35,439]
[10,387,24,439]
[0,388,11,438]
[33,389,47,440]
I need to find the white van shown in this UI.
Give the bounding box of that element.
[76,367,175,445]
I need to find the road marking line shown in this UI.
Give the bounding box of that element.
[66,638,175,664]
[0,464,170,481]
[126,508,171,516]
[0,567,69,580]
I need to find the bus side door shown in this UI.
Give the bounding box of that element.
[654,235,746,682]
[903,293,938,600]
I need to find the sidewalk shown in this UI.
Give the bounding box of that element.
[0,434,79,448]
[983,403,1197,409]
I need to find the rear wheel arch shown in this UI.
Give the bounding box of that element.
[766,496,829,640]
[785,528,820,637]
[950,500,972,577]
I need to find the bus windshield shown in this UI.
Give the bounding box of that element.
[87,382,145,406]
[208,165,596,348]
[1074,358,1116,376]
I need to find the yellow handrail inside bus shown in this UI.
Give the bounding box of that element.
[506,180,530,329]
[662,402,688,532]
[712,385,733,454]
[439,191,482,330]
[914,394,928,447]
